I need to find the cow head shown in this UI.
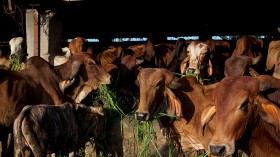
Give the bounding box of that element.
[200,75,280,156]
[68,37,89,55]
[75,103,105,140]
[9,37,27,59]
[59,52,111,102]
[135,68,182,122]
[180,41,213,81]
[266,40,280,75]
[224,55,261,77]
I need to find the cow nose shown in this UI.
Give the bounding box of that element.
[186,68,195,74]
[10,54,16,59]
[135,112,147,121]
[209,145,226,156]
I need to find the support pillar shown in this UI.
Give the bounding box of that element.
[25,9,39,58]
[25,9,63,64]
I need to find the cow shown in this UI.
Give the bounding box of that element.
[135,68,216,156]
[0,52,111,156]
[205,39,231,82]
[25,52,111,103]
[9,37,27,60]
[201,75,280,157]
[0,37,27,70]
[180,40,213,84]
[13,102,105,157]
[224,55,261,77]
[230,36,266,75]
[136,38,187,73]
[68,37,91,55]
[265,40,280,76]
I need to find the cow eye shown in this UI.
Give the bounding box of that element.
[240,100,249,112]
[88,61,95,65]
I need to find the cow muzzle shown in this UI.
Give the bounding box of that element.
[209,145,226,156]
[135,112,148,122]
[209,143,234,157]
[186,68,196,74]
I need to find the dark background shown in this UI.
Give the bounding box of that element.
[1,0,280,41]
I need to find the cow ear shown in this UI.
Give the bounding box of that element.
[143,39,155,62]
[207,60,213,76]
[70,61,82,79]
[135,79,139,87]
[259,103,280,134]
[200,105,216,136]
[180,56,190,74]
[164,87,182,118]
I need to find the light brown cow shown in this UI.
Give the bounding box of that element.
[180,41,213,84]
[266,40,280,77]
[201,75,280,157]
[135,68,216,156]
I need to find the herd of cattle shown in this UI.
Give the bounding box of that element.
[1,35,280,157]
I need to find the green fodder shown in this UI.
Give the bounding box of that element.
[9,53,24,71]
[90,84,174,157]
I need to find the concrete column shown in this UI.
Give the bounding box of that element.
[39,11,63,63]
[25,9,39,58]
[26,9,63,64]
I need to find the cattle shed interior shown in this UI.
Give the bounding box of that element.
[1,0,280,43]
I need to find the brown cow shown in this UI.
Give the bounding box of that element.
[25,52,111,103]
[224,55,261,77]
[133,38,187,73]
[230,36,266,74]
[135,68,216,156]
[13,102,104,157]
[201,75,280,157]
[0,52,111,156]
[68,37,91,55]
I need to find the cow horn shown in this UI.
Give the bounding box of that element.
[143,39,155,62]
[207,60,213,76]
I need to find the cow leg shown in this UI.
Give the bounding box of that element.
[29,146,45,157]
[0,129,13,157]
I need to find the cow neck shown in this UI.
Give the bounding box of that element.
[249,116,280,156]
[239,108,280,157]
[54,62,72,80]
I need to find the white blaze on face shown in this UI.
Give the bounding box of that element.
[9,37,24,57]
[188,42,209,74]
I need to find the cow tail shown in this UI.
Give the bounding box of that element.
[13,105,31,157]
